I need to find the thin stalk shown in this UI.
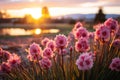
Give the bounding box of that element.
[61,55,66,80]
[82,71,84,80]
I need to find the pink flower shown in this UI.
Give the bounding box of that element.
[41,38,50,46]
[75,38,90,52]
[95,24,110,42]
[3,51,11,59]
[109,57,120,71]
[43,47,53,58]
[76,52,93,70]
[69,46,73,52]
[7,53,21,67]
[27,54,33,61]
[74,27,88,40]
[73,22,83,32]
[0,62,11,73]
[54,34,68,49]
[46,40,56,51]
[88,32,94,39]
[104,18,118,33]
[39,57,52,69]
[0,50,11,60]
[28,43,42,61]
[29,43,42,56]
[112,39,120,48]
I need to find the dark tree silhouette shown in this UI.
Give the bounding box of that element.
[94,7,106,24]
[0,11,3,18]
[0,10,9,19]
[23,14,34,24]
[41,6,50,19]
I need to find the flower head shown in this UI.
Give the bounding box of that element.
[112,39,120,48]
[75,38,90,52]
[29,43,42,56]
[39,57,52,69]
[46,40,56,51]
[28,43,42,61]
[43,47,53,58]
[76,52,93,70]
[54,34,68,49]
[41,38,50,46]
[74,27,88,40]
[88,32,94,39]
[104,18,118,33]
[73,22,83,32]
[69,46,73,52]
[95,24,110,42]
[109,57,120,71]
[0,50,11,60]
[7,53,21,67]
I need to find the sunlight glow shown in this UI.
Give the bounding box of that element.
[23,8,42,19]
[39,0,43,2]
[35,28,41,35]
[8,7,120,18]
[31,12,41,19]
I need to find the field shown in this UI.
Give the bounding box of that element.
[1,20,119,80]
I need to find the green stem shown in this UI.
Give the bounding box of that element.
[62,55,66,80]
[82,71,84,80]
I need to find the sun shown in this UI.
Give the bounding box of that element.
[31,11,42,19]
[35,28,42,35]
[23,8,42,19]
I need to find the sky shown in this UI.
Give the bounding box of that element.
[0,0,120,18]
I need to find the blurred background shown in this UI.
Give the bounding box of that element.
[0,0,120,53]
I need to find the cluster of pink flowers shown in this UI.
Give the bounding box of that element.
[39,57,52,69]
[104,18,118,33]
[27,43,42,61]
[0,49,21,73]
[1,18,119,77]
[109,58,120,71]
[27,34,69,70]
[76,52,94,70]
[54,34,68,49]
[75,38,90,52]
[27,42,53,69]
[95,24,110,42]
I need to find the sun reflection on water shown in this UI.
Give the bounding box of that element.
[0,28,60,36]
[35,28,42,35]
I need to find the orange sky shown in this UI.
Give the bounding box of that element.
[0,0,120,18]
